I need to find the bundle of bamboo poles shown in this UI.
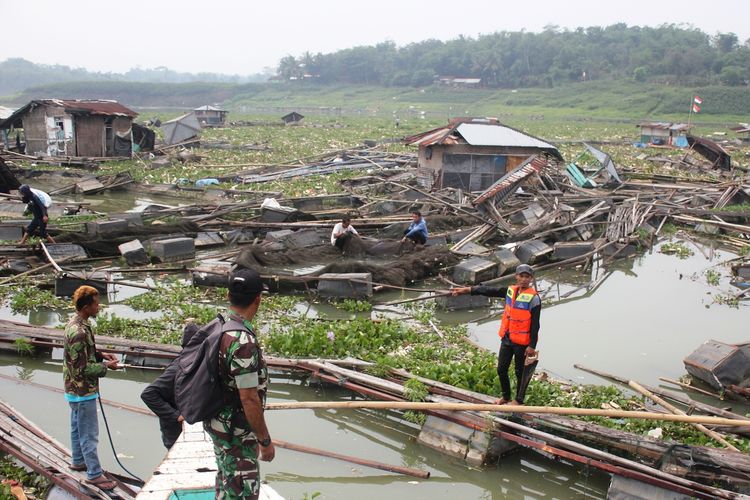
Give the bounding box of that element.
[265,401,750,427]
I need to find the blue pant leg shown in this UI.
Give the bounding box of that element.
[69,402,84,465]
[77,399,102,479]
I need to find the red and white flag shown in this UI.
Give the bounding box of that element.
[694,95,703,105]
[693,103,701,113]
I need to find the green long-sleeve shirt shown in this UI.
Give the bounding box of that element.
[63,315,107,400]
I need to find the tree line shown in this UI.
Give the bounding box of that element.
[276,24,750,87]
[0,58,268,97]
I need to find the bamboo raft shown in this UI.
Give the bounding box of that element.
[0,400,137,500]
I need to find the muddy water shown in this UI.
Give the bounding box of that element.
[4,179,748,497]
[1,353,610,499]
[438,243,749,389]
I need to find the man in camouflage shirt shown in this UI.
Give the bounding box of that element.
[63,286,121,491]
[204,269,274,500]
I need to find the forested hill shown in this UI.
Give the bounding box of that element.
[0,58,267,96]
[277,24,750,87]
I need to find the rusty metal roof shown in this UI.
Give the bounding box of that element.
[0,99,137,128]
[55,99,138,117]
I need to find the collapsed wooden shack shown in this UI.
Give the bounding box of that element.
[404,117,562,191]
[0,99,138,157]
[160,112,202,146]
[281,111,304,125]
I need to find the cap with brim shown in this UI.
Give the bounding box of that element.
[228,268,268,298]
[515,264,534,276]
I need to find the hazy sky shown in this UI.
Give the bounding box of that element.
[1,0,748,75]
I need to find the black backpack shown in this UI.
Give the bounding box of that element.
[174,314,247,424]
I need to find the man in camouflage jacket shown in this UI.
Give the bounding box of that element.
[64,286,120,491]
[204,269,274,500]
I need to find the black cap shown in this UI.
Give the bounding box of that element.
[228,268,266,298]
[515,264,534,276]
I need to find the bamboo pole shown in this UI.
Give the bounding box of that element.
[0,373,154,417]
[379,291,452,306]
[0,257,74,285]
[264,401,750,427]
[274,439,430,479]
[628,381,739,451]
[659,377,722,399]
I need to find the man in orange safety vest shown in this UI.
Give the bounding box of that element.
[451,264,541,404]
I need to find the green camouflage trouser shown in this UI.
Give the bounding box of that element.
[204,418,260,500]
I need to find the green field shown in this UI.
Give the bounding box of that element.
[4,80,750,124]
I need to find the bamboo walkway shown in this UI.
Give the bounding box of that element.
[137,423,283,500]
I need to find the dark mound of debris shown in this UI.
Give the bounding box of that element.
[58,221,200,256]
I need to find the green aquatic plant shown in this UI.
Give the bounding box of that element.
[705,269,721,286]
[338,299,373,312]
[14,338,35,357]
[0,454,50,498]
[659,242,693,259]
[8,286,67,313]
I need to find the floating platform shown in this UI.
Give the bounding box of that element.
[137,423,283,500]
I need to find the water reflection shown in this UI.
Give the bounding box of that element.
[0,352,610,499]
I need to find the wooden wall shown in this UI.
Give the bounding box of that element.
[75,116,105,156]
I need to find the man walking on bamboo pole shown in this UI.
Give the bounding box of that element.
[452,264,541,405]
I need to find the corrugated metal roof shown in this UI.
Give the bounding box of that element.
[0,106,14,120]
[194,105,226,112]
[161,112,202,145]
[638,122,692,131]
[456,123,557,149]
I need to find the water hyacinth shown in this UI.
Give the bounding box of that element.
[327,330,335,342]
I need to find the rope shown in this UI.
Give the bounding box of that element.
[97,396,145,486]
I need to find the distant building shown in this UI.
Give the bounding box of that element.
[0,106,15,151]
[0,99,138,157]
[405,117,562,190]
[193,105,228,128]
[638,122,692,148]
[731,124,750,143]
[281,112,304,125]
[437,77,482,88]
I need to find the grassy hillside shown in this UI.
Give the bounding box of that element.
[3,80,749,123]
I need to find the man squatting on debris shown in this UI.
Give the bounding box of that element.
[401,210,428,245]
[63,286,121,491]
[330,216,359,250]
[452,264,541,404]
[18,184,56,244]
[204,269,274,500]
[140,322,200,449]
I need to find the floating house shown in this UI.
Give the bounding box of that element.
[404,117,562,190]
[0,99,138,157]
[637,122,692,147]
[193,105,228,128]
